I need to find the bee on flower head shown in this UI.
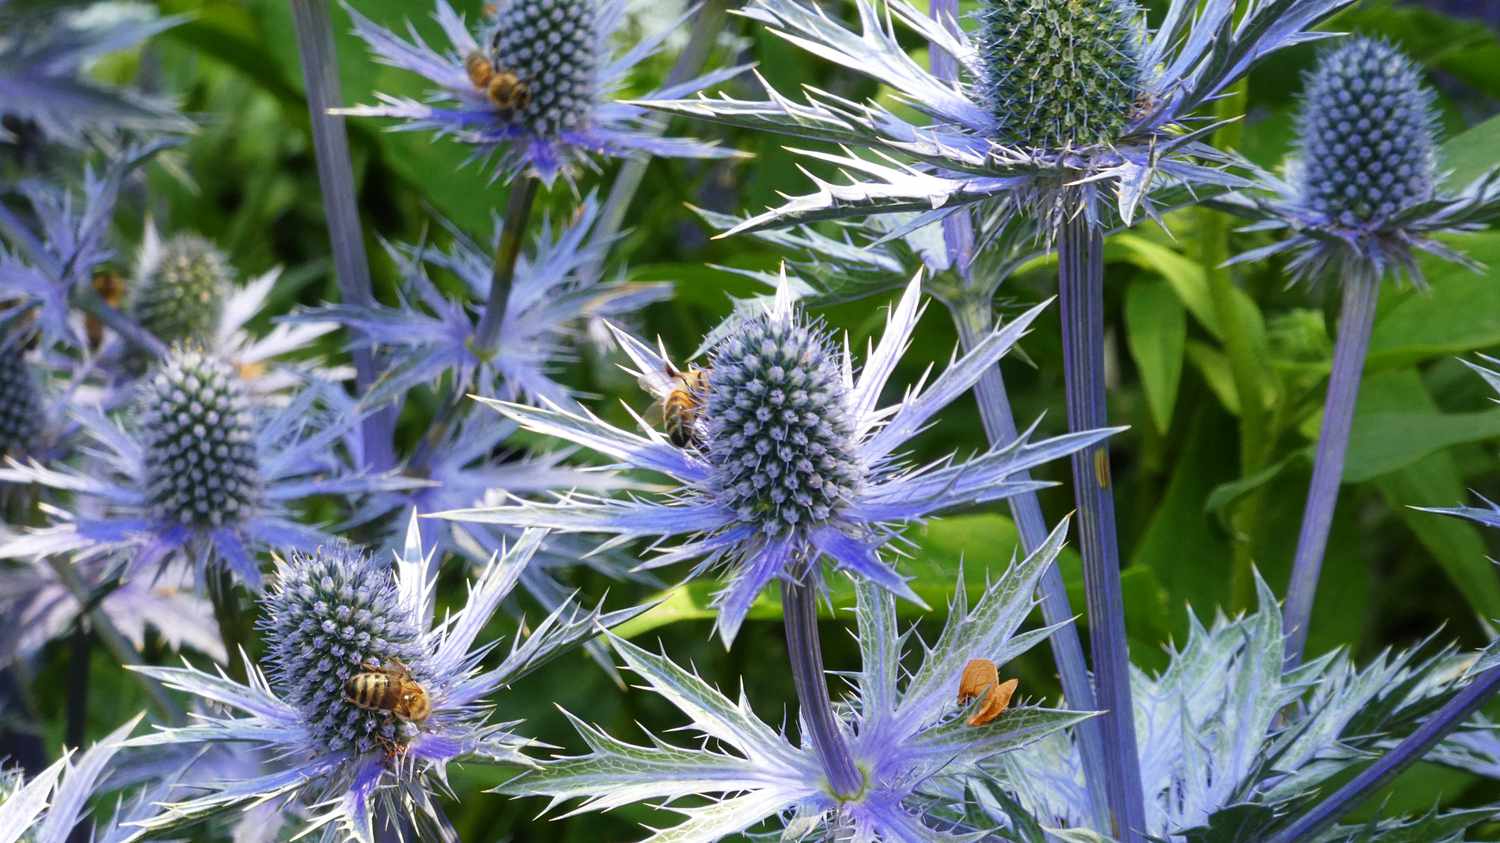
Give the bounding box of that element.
[643,363,711,448]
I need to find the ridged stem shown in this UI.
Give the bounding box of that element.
[65,623,91,749]
[210,567,248,683]
[1056,213,1147,843]
[1283,269,1379,667]
[584,0,729,278]
[288,0,395,470]
[781,578,862,798]
[950,298,1111,834]
[473,178,540,352]
[1266,664,1500,843]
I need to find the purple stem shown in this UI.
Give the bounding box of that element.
[1282,269,1380,667]
[288,0,395,470]
[951,299,1112,833]
[1265,663,1500,843]
[782,578,863,798]
[1056,213,1148,842]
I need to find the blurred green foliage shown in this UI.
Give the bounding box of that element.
[16,0,1500,838]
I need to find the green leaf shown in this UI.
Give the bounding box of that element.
[1187,340,1242,414]
[1125,276,1187,433]
[1343,407,1500,483]
[1366,233,1500,370]
[1442,114,1500,188]
[1111,234,1217,336]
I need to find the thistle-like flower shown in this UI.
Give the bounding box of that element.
[436,271,1116,643]
[507,522,1092,839]
[1226,37,1500,287]
[304,198,667,412]
[0,715,141,843]
[338,0,743,184]
[0,141,171,351]
[127,515,638,842]
[127,232,228,346]
[0,2,187,147]
[0,348,411,589]
[645,0,1353,232]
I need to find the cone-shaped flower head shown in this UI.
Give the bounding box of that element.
[129,234,230,346]
[263,544,427,757]
[488,0,597,138]
[436,272,1119,643]
[1293,38,1436,228]
[0,342,41,458]
[1228,37,1500,286]
[340,0,741,183]
[979,0,1144,149]
[706,311,862,540]
[139,349,260,529]
[126,516,640,841]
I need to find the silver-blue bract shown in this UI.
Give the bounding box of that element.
[338,0,743,184]
[992,576,1500,839]
[126,514,639,843]
[0,354,412,590]
[0,715,142,843]
[434,271,1119,644]
[643,0,1354,233]
[1225,37,1500,287]
[0,1,187,144]
[505,521,1091,840]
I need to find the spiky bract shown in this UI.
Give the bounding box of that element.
[978,0,1145,149]
[138,349,259,528]
[706,312,862,539]
[263,544,427,756]
[1294,38,1437,228]
[130,234,230,345]
[488,0,598,137]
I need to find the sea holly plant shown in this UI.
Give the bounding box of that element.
[436,269,1116,803]
[0,714,143,843]
[504,519,1094,840]
[1217,38,1500,666]
[0,348,410,591]
[992,574,1500,840]
[644,0,1367,835]
[339,0,744,186]
[124,513,639,842]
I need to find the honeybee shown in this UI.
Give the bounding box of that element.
[343,659,432,723]
[465,51,495,89]
[464,51,531,112]
[650,364,711,447]
[957,658,1018,727]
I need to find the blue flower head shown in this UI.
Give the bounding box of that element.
[0,334,41,459]
[339,0,743,184]
[978,0,1145,150]
[1227,38,1500,287]
[128,515,639,842]
[127,233,231,347]
[0,347,413,590]
[436,271,1117,643]
[505,522,1092,839]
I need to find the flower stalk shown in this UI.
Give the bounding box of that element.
[781,577,862,798]
[950,296,1111,833]
[474,177,541,352]
[1266,663,1500,843]
[1056,211,1148,842]
[1283,268,1380,666]
[288,0,394,469]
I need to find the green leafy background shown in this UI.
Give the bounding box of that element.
[22,0,1500,838]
